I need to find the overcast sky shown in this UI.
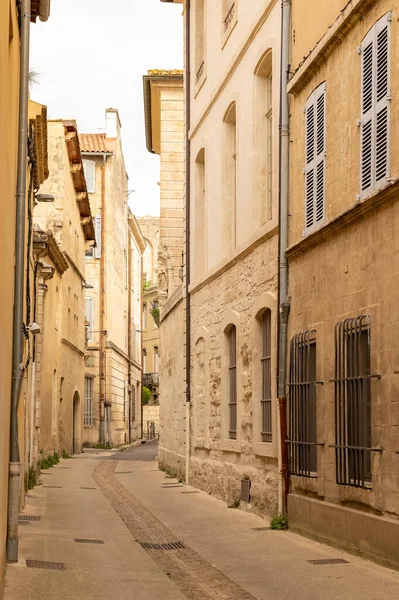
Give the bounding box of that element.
[30,0,183,216]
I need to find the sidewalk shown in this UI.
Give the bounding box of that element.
[4,443,399,600]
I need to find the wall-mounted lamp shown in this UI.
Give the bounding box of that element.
[35,193,55,203]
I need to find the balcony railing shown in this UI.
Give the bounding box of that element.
[143,372,159,388]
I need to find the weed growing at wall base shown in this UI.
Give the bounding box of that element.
[270,514,288,530]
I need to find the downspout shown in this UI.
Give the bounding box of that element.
[277,0,291,515]
[99,157,106,445]
[184,0,191,486]
[7,0,31,563]
[127,225,132,444]
[140,255,144,440]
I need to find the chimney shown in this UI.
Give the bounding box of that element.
[106,108,121,139]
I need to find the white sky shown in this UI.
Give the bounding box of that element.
[30,0,183,216]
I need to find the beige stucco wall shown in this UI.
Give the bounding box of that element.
[287,0,399,522]
[0,1,20,589]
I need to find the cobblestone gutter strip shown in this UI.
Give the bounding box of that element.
[93,461,257,600]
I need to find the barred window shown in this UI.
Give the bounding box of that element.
[84,377,94,427]
[261,310,272,442]
[228,325,237,440]
[334,316,372,488]
[288,331,317,477]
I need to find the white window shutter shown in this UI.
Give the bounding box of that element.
[375,20,389,184]
[360,13,390,197]
[82,159,96,193]
[95,216,101,258]
[305,83,326,233]
[361,36,374,194]
[85,297,94,341]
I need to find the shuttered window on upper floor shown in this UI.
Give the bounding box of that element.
[82,159,96,193]
[360,13,391,198]
[304,83,326,235]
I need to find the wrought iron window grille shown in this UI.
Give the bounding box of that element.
[334,316,375,489]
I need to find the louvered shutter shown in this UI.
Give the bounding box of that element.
[360,13,390,197]
[95,216,101,258]
[304,83,326,233]
[85,297,94,341]
[375,18,389,184]
[82,159,96,193]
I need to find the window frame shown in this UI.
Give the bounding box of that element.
[228,325,237,440]
[82,159,96,194]
[334,316,372,488]
[85,296,94,343]
[84,376,94,427]
[260,309,272,443]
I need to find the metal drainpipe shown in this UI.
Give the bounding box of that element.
[99,157,106,445]
[7,0,31,563]
[184,0,191,486]
[140,255,144,440]
[277,0,292,515]
[127,222,132,444]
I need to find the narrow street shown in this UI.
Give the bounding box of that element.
[5,444,399,600]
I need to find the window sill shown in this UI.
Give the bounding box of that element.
[220,439,241,453]
[252,441,277,458]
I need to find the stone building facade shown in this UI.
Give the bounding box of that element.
[286,0,399,568]
[159,1,282,512]
[138,217,161,406]
[32,119,95,459]
[143,70,186,470]
[80,109,144,448]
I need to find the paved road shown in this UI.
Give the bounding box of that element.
[108,439,158,461]
[4,443,399,600]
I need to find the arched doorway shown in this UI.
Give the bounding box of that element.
[72,391,81,454]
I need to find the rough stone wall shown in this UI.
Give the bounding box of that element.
[189,235,279,516]
[158,289,186,478]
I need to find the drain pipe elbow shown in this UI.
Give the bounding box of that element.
[39,0,51,22]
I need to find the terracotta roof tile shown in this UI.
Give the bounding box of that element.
[78,133,111,153]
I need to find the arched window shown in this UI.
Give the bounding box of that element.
[254,50,273,226]
[194,148,206,278]
[223,102,237,254]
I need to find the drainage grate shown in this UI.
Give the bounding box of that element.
[74,539,104,544]
[139,541,185,550]
[181,491,200,494]
[42,486,63,489]
[80,487,97,490]
[251,527,270,531]
[26,560,65,571]
[19,515,41,522]
[115,471,132,475]
[308,558,349,565]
